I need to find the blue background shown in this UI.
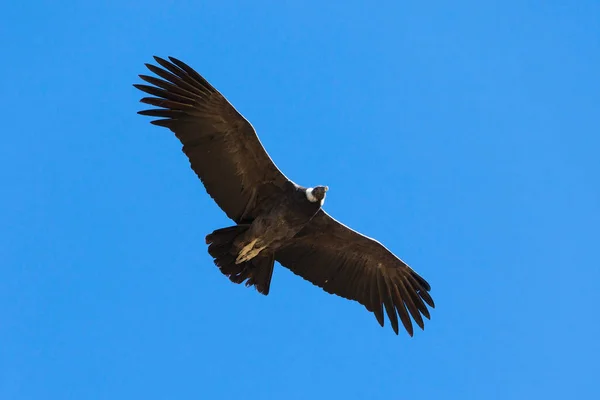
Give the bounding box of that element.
[2,1,599,399]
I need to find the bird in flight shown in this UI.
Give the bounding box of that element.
[134,56,435,336]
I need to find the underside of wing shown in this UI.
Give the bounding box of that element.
[134,56,290,223]
[275,210,435,336]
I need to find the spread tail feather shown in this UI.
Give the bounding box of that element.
[205,226,275,295]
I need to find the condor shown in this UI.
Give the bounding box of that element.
[134,56,435,336]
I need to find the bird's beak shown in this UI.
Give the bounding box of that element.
[324,186,329,192]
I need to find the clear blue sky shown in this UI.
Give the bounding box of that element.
[2,1,599,399]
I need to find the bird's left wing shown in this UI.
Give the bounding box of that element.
[134,56,290,223]
[275,210,435,336]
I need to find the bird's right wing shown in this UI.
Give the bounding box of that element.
[275,210,435,336]
[134,56,290,223]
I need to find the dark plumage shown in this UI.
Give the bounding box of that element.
[134,56,435,336]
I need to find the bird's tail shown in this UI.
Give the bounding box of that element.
[205,225,275,295]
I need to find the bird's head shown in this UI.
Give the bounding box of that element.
[306,186,328,205]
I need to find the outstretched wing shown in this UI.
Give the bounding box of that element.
[275,210,435,336]
[134,56,289,223]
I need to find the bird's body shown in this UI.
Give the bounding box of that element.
[134,56,435,336]
[231,183,327,263]
[205,182,327,292]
